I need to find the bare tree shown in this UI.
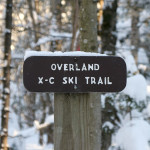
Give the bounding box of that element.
[71,0,79,51]
[27,0,41,51]
[130,1,140,64]
[0,0,13,149]
[101,0,118,55]
[100,0,119,150]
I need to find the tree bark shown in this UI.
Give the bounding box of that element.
[101,0,118,55]
[131,7,140,65]
[100,0,118,150]
[27,0,40,51]
[0,0,13,150]
[98,0,104,32]
[51,0,62,31]
[71,0,79,51]
[54,0,101,150]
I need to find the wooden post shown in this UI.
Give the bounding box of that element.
[55,93,101,150]
[54,0,101,150]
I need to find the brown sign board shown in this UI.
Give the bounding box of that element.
[23,56,127,93]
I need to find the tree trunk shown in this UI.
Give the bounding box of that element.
[71,0,79,51]
[98,0,104,32]
[39,94,46,145]
[27,0,40,51]
[54,0,101,150]
[0,0,13,149]
[100,0,118,150]
[131,7,140,65]
[51,0,62,31]
[101,0,118,55]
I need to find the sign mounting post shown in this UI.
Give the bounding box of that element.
[23,51,127,150]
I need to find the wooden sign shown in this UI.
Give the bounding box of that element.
[23,56,126,92]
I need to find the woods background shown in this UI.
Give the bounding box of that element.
[0,0,150,150]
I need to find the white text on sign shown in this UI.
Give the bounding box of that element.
[38,76,112,85]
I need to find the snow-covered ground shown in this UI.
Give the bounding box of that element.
[8,109,54,150]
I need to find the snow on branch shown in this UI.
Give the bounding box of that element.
[9,115,54,138]
[31,31,72,48]
[34,114,54,130]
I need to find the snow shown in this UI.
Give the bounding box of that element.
[31,31,72,48]
[9,125,54,150]
[116,119,150,150]
[117,51,138,74]
[144,103,150,117]
[139,9,150,23]
[0,77,6,81]
[138,64,147,72]
[116,18,131,39]
[139,9,150,42]
[147,85,150,96]
[50,30,72,38]
[31,37,53,48]
[4,107,9,111]
[24,50,106,60]
[121,111,143,126]
[26,143,53,150]
[5,28,11,33]
[8,113,54,150]
[45,114,54,124]
[10,116,54,138]
[4,88,10,94]
[103,121,114,130]
[122,74,147,102]
[0,60,8,67]
[138,48,149,64]
[11,52,24,59]
[34,114,54,130]
[25,133,54,150]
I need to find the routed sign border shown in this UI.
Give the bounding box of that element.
[23,55,127,93]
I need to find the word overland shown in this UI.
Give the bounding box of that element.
[51,63,100,71]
